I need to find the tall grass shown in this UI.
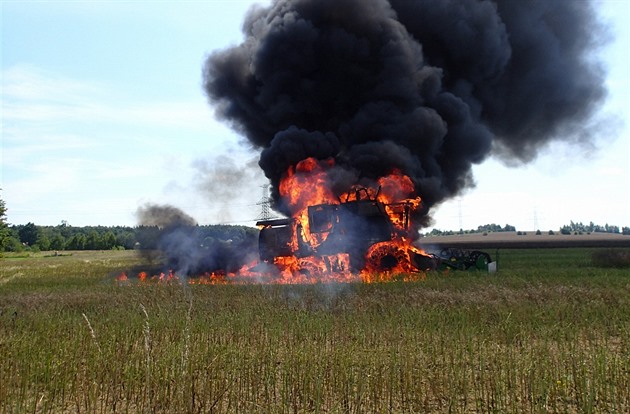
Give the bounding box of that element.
[0,249,628,412]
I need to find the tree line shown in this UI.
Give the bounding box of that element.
[558,221,628,235]
[425,222,630,237]
[0,221,259,253]
[424,223,517,236]
[1,194,628,252]
[0,193,259,253]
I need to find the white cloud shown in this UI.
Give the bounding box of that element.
[3,64,103,102]
[1,64,248,226]
[2,64,224,132]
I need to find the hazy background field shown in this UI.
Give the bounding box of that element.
[1,248,628,413]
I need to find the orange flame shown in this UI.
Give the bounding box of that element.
[269,157,433,282]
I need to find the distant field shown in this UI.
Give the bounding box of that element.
[1,249,628,413]
[422,231,630,249]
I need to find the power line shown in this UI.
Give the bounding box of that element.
[256,184,272,221]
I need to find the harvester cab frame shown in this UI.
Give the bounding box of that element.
[256,186,417,271]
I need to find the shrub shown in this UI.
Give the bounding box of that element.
[592,249,630,268]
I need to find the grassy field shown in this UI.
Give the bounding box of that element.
[0,249,628,413]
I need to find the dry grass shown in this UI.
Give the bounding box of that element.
[0,249,628,413]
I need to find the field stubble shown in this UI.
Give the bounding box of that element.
[0,248,628,413]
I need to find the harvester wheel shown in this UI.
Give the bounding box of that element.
[474,251,491,269]
[366,244,406,271]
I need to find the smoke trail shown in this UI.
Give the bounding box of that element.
[136,203,197,228]
[203,0,608,224]
[192,155,262,223]
[135,204,257,275]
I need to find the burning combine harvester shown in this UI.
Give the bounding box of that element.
[195,0,604,282]
[126,157,494,285]
[257,189,433,275]
[128,0,604,284]
[254,157,492,281]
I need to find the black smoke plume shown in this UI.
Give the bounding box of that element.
[203,0,608,225]
[136,203,197,228]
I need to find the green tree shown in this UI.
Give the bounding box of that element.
[0,195,23,252]
[18,222,39,246]
[116,230,136,249]
[3,228,24,252]
[67,234,87,250]
[0,192,11,250]
[101,231,117,249]
[50,234,67,251]
[86,230,102,250]
[36,232,51,251]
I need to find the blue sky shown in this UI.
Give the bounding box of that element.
[1,0,628,231]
